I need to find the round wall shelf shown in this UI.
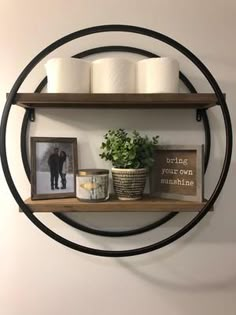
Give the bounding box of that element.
[0,25,232,257]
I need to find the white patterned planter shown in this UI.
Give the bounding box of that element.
[112,168,148,200]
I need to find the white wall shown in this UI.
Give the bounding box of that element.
[0,1,235,314]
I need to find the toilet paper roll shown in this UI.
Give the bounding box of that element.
[136,57,179,93]
[92,58,136,93]
[45,58,90,93]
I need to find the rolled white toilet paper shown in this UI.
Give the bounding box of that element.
[92,57,136,93]
[45,58,90,93]
[136,57,179,93]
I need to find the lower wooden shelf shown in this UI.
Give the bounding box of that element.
[23,195,209,212]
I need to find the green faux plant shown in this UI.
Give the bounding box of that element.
[100,129,159,169]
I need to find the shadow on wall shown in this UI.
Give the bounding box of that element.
[26,104,235,293]
[116,246,236,293]
[85,165,236,294]
[61,161,235,244]
[29,106,204,169]
[28,105,234,242]
[32,107,203,133]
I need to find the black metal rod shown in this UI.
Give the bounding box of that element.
[21,110,31,181]
[201,110,211,170]
[1,25,232,257]
[54,211,178,237]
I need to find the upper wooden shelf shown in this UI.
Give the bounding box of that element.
[12,93,219,109]
[23,195,209,213]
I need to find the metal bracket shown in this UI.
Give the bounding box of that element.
[196,109,202,122]
[28,108,35,122]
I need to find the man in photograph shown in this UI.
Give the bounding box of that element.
[48,147,60,190]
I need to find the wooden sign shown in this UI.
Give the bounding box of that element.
[150,145,204,202]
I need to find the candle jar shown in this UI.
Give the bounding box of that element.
[76,169,109,202]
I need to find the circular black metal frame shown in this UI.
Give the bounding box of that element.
[0,24,232,257]
[21,45,210,237]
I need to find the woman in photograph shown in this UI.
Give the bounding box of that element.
[59,151,69,189]
[48,147,60,190]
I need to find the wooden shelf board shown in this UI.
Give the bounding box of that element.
[23,195,210,212]
[12,93,219,109]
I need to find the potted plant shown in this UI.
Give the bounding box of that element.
[100,129,159,200]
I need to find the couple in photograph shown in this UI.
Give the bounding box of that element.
[48,148,69,190]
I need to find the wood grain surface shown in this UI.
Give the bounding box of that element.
[23,195,209,212]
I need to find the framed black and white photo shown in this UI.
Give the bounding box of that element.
[31,137,78,200]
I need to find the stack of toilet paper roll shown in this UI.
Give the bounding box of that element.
[45,57,179,93]
[45,58,90,93]
[136,57,179,93]
[92,58,136,93]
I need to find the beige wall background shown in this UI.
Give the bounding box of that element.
[0,0,235,314]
